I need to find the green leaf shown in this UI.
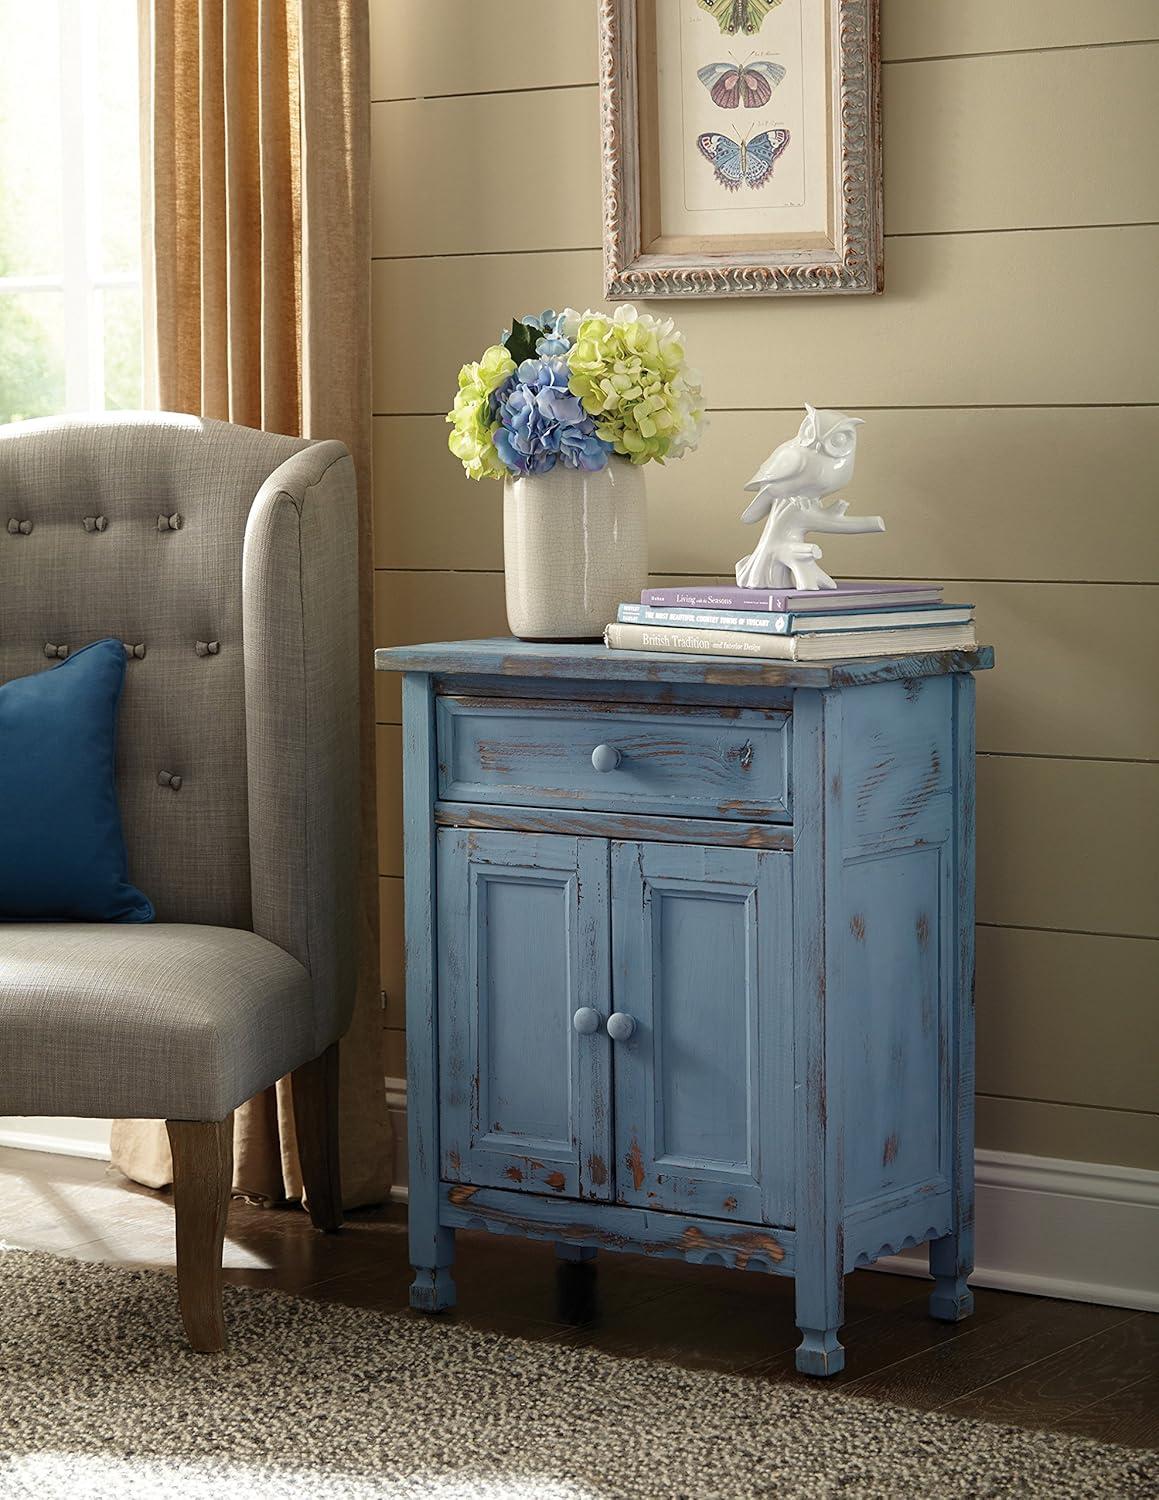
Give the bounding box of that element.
[504,318,538,366]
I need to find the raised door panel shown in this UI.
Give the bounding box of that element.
[610,842,794,1230]
[437,828,612,1200]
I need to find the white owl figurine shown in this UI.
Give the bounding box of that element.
[735,404,885,591]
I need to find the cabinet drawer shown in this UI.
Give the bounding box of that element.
[436,696,791,821]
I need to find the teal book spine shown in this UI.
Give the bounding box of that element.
[618,603,789,634]
[617,602,973,636]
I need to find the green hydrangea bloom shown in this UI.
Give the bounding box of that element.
[446,344,516,480]
[565,307,704,466]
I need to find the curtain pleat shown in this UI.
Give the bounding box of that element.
[113,0,387,1212]
[258,0,301,435]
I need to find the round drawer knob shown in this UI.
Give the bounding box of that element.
[591,743,621,773]
[572,1007,601,1035]
[606,1012,636,1042]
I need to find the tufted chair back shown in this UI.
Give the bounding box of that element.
[0,413,319,932]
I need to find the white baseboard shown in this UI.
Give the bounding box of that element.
[386,1077,408,1198]
[868,1148,1159,1312]
[385,1089,1157,1312]
[0,1117,112,1161]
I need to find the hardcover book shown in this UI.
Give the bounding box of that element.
[641,583,943,613]
[605,621,978,662]
[618,603,973,635]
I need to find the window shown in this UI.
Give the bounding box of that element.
[0,0,143,425]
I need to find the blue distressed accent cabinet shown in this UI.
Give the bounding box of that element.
[376,638,994,1376]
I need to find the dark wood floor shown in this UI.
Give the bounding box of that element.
[3,1145,1156,1449]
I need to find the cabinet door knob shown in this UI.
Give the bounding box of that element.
[572,1007,602,1035]
[606,1012,636,1042]
[591,743,621,773]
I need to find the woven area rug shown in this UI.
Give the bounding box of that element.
[0,1248,1153,1499]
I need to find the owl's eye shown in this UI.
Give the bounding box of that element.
[822,427,855,458]
[799,420,817,447]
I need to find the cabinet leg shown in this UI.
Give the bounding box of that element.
[795,1326,845,1378]
[794,1265,845,1377]
[929,1232,974,1322]
[554,1242,597,1263]
[409,1224,456,1312]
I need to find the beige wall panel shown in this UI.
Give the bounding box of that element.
[370,0,598,100]
[371,90,600,258]
[976,928,1159,1113]
[883,2,1159,61]
[369,0,1155,93]
[648,409,1159,584]
[383,989,404,1033]
[374,568,507,723]
[373,229,1159,415]
[373,416,504,570]
[375,408,1159,581]
[884,45,1159,233]
[373,251,599,415]
[977,758,1158,938]
[379,875,405,1015]
[369,47,1159,257]
[977,1096,1159,1171]
[376,724,403,878]
[970,582,1158,760]
[383,1026,406,1080]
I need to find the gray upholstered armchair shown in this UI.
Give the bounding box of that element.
[0,412,359,1350]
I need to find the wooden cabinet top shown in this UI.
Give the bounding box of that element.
[375,637,994,690]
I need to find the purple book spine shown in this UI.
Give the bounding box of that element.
[642,587,784,610]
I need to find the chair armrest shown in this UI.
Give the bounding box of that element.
[242,440,360,1054]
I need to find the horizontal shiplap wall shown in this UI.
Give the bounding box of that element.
[368,1,1159,1171]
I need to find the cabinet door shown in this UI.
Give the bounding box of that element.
[611,842,793,1226]
[438,828,613,1200]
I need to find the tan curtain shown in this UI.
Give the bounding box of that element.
[111,0,388,1210]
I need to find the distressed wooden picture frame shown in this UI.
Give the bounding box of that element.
[599,0,883,298]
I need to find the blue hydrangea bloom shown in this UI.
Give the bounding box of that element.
[500,310,573,358]
[491,357,612,476]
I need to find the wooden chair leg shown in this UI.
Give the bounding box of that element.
[166,1115,233,1353]
[291,1041,343,1232]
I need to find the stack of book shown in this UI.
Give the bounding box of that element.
[603,583,976,662]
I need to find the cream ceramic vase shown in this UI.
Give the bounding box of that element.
[503,461,648,640]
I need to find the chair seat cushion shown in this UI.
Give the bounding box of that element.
[0,924,314,1120]
[0,638,153,923]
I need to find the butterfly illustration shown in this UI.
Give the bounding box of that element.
[696,0,782,38]
[696,128,790,191]
[697,57,786,108]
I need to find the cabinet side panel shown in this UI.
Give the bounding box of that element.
[842,845,948,1206]
[401,671,454,1295]
[836,678,957,1244]
[841,676,953,850]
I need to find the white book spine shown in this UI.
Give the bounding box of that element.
[604,623,797,659]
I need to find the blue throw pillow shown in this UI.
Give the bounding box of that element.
[0,638,154,922]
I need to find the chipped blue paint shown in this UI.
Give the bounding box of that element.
[380,640,991,1372]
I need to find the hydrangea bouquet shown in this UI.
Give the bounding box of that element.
[447,305,705,480]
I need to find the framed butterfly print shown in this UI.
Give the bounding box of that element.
[598,0,883,297]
